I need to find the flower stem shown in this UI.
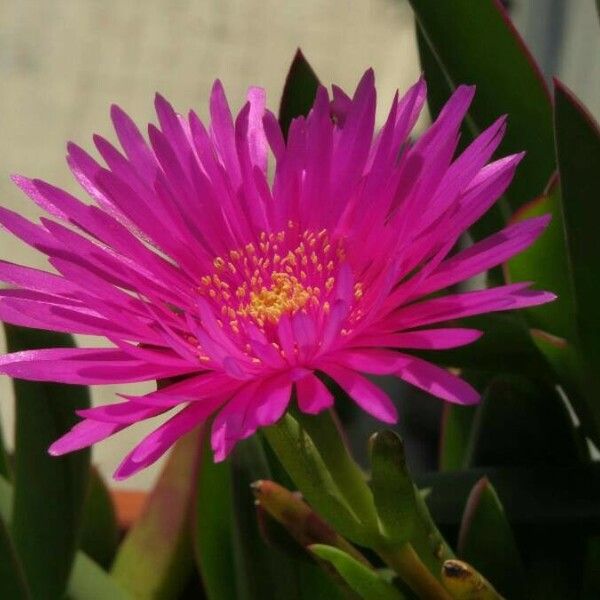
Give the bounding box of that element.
[293,408,378,531]
[377,543,453,600]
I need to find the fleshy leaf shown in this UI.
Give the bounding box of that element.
[264,413,367,544]
[0,512,30,600]
[5,324,90,600]
[229,437,298,600]
[240,449,347,600]
[370,431,453,579]
[0,413,9,480]
[310,544,406,600]
[554,79,600,444]
[0,474,128,600]
[194,437,237,600]
[294,408,377,531]
[278,49,320,139]
[438,404,477,472]
[67,553,131,600]
[465,375,584,467]
[458,478,525,598]
[111,428,202,599]
[417,464,600,528]
[79,467,119,569]
[370,431,417,543]
[505,179,574,339]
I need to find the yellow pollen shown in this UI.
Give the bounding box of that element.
[197,225,362,332]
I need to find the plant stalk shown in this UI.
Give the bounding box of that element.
[378,543,453,600]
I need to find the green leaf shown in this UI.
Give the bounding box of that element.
[0,473,127,600]
[5,324,91,600]
[67,553,131,600]
[195,435,345,600]
[310,545,406,600]
[410,0,554,211]
[0,413,10,480]
[458,478,525,598]
[438,404,477,472]
[111,428,202,599]
[414,23,451,123]
[505,180,574,339]
[264,414,367,545]
[194,436,237,600]
[79,467,119,569]
[465,374,583,467]
[278,49,320,139]
[554,79,600,443]
[0,511,30,600]
[370,431,453,580]
[294,408,377,531]
[417,463,600,527]
[229,436,298,600]
[370,431,417,544]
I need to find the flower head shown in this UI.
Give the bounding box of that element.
[0,71,554,477]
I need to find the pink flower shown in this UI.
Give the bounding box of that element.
[0,71,554,478]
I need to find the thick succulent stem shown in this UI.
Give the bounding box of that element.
[378,543,454,600]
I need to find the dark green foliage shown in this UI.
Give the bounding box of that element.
[278,49,320,140]
[5,324,90,600]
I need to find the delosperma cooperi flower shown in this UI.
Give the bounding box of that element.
[0,70,554,477]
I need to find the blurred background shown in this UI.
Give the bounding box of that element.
[1,0,599,490]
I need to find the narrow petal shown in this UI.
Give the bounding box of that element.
[114,399,221,479]
[296,372,334,414]
[49,419,124,455]
[0,347,195,384]
[77,400,166,424]
[384,284,556,331]
[319,363,397,423]
[350,328,483,350]
[394,354,480,405]
[211,381,261,461]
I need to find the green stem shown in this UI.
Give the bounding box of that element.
[378,543,453,600]
[293,408,378,531]
[264,414,367,544]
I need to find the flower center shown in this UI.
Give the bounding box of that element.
[198,222,358,333]
[239,271,314,324]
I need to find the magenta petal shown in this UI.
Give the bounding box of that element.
[122,372,244,408]
[394,354,480,405]
[253,375,292,427]
[296,373,334,415]
[77,401,165,424]
[49,419,123,455]
[211,381,261,462]
[113,399,222,480]
[319,363,398,423]
[0,347,195,385]
[351,328,483,350]
[386,284,556,331]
